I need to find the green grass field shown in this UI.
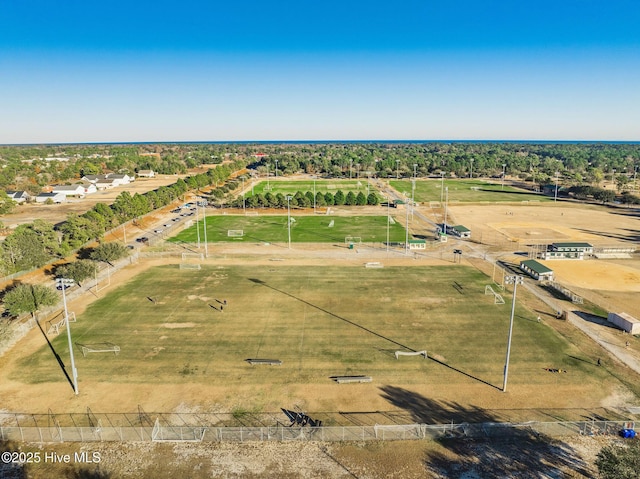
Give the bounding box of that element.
[18,265,608,393]
[390,179,551,203]
[170,215,407,243]
[250,179,381,198]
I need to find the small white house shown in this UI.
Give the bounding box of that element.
[35,192,66,204]
[106,173,132,186]
[137,169,155,178]
[53,184,86,198]
[520,260,554,281]
[6,191,30,203]
[95,179,116,190]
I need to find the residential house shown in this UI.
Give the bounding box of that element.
[52,184,86,198]
[137,169,155,178]
[35,192,66,204]
[5,191,30,203]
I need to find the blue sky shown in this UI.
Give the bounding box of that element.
[1,0,639,143]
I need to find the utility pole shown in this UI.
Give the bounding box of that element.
[502,164,506,190]
[503,275,524,392]
[57,278,78,395]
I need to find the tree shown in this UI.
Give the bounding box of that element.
[324,192,335,206]
[334,190,345,205]
[0,190,16,214]
[345,191,356,205]
[89,242,129,265]
[596,440,640,479]
[3,283,59,319]
[57,260,96,286]
[367,193,379,205]
[355,191,367,205]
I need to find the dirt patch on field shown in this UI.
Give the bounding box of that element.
[545,259,640,292]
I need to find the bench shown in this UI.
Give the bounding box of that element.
[245,359,282,366]
[331,375,372,384]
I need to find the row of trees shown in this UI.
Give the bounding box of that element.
[2,242,130,319]
[567,186,640,205]
[2,142,638,195]
[229,190,380,209]
[0,160,248,276]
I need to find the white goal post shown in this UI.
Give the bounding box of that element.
[180,263,201,270]
[485,285,506,304]
[181,252,204,261]
[77,342,120,357]
[227,229,244,237]
[47,312,76,335]
[395,350,427,359]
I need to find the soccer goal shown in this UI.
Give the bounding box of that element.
[47,312,76,335]
[394,350,427,359]
[227,229,244,238]
[76,342,120,357]
[181,252,204,261]
[388,216,396,225]
[328,220,335,228]
[180,263,201,270]
[485,285,505,304]
[345,236,362,244]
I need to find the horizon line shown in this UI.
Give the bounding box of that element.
[2,139,640,147]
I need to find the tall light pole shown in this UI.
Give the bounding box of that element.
[275,160,278,178]
[350,159,353,179]
[286,195,293,249]
[554,172,559,202]
[396,160,400,179]
[266,164,270,191]
[612,168,616,191]
[470,159,474,179]
[195,200,201,248]
[386,195,390,254]
[501,164,506,190]
[503,275,524,392]
[56,277,78,395]
[443,187,449,237]
[440,171,445,204]
[356,163,360,179]
[405,194,410,255]
[202,199,208,258]
[313,176,316,214]
[242,177,246,215]
[634,165,638,191]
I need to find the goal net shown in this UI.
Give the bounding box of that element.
[227,230,244,237]
[180,263,201,270]
[485,285,505,304]
[345,236,362,244]
[46,312,76,335]
[77,342,120,357]
[181,252,204,261]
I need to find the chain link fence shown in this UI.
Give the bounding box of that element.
[0,418,634,444]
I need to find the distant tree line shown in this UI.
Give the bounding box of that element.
[229,190,379,209]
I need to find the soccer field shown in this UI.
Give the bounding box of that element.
[390,179,551,203]
[250,179,379,198]
[17,264,608,396]
[170,215,407,243]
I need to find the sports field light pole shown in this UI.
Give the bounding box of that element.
[275,160,278,178]
[411,164,417,221]
[286,195,293,249]
[443,186,449,237]
[634,165,638,191]
[470,159,474,179]
[313,176,316,214]
[396,160,400,179]
[440,171,445,204]
[266,164,270,191]
[57,277,78,395]
[195,201,201,248]
[242,177,246,215]
[404,194,410,255]
[386,196,390,254]
[554,172,559,203]
[350,159,353,179]
[502,274,524,393]
[501,164,506,190]
[202,200,208,258]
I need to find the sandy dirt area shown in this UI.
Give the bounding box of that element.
[448,202,639,248]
